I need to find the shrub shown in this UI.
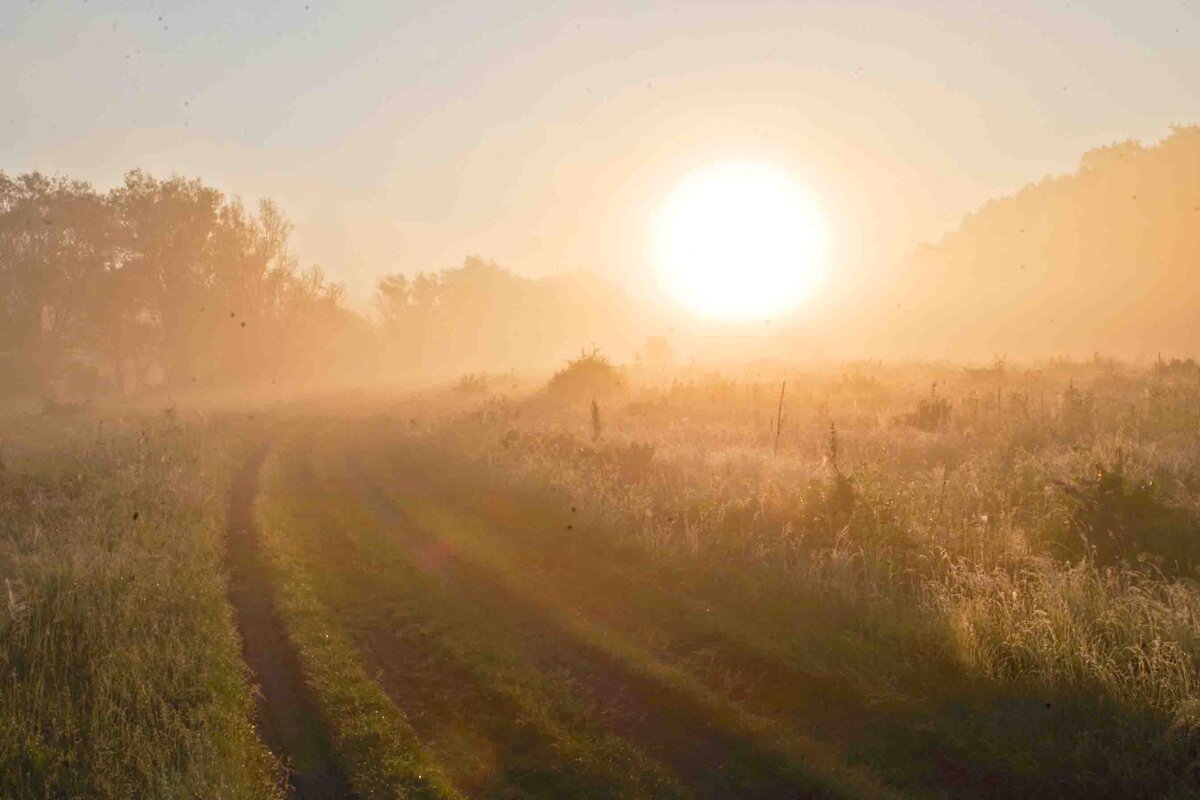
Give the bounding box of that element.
[455,373,488,394]
[1052,455,1199,571]
[612,441,655,482]
[896,383,951,432]
[1059,380,1095,434]
[546,348,623,401]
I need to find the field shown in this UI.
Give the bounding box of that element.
[4,357,1200,799]
[0,413,280,798]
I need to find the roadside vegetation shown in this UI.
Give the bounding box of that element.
[0,412,280,799]
[389,356,1200,797]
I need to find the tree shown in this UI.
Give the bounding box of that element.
[108,170,225,389]
[0,172,114,397]
[0,167,368,400]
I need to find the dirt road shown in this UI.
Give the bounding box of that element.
[254,428,895,800]
[225,445,353,800]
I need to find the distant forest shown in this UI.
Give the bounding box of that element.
[3,126,1199,401]
[892,125,1200,357]
[0,170,635,402]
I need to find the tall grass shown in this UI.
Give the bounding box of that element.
[406,358,1200,794]
[0,413,280,799]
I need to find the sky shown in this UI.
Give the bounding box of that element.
[3,0,1198,314]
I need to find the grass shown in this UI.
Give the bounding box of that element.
[4,356,1199,798]
[393,357,1200,797]
[254,434,459,800]
[343,445,896,799]
[260,429,699,799]
[0,412,280,799]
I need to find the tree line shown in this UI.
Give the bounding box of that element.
[892,125,1200,357]
[1,169,637,403]
[1,169,366,401]
[374,256,637,374]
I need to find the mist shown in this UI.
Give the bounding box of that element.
[6,5,1200,799]
[4,126,1198,408]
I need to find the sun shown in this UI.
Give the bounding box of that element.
[653,159,829,321]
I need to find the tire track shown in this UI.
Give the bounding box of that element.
[372,444,1024,797]
[225,444,353,800]
[333,444,890,800]
[279,447,685,800]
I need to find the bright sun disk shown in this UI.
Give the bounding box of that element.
[653,160,828,321]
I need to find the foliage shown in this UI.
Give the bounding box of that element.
[375,258,634,375]
[638,336,672,367]
[546,348,623,401]
[454,373,488,394]
[1152,356,1200,383]
[0,169,361,402]
[899,125,1200,357]
[823,422,856,525]
[1052,455,1200,570]
[0,414,280,798]
[895,382,951,431]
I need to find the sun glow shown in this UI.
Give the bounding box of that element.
[653,160,829,321]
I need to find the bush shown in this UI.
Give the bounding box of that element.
[1052,455,1199,571]
[612,441,655,482]
[896,383,951,432]
[1059,380,1095,434]
[455,373,488,394]
[546,348,623,401]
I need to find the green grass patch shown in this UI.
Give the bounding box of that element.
[0,414,281,799]
[254,436,460,800]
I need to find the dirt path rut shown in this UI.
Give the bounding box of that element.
[225,445,352,800]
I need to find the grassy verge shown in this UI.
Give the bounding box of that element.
[0,412,280,799]
[254,432,460,800]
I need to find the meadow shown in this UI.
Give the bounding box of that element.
[0,412,281,798]
[3,355,1200,798]
[6,6,1198,797]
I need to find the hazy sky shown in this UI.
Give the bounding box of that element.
[3,1,1197,310]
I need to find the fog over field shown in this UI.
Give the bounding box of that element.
[3,3,1200,799]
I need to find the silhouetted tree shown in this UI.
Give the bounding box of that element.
[0,172,113,396]
[0,168,366,401]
